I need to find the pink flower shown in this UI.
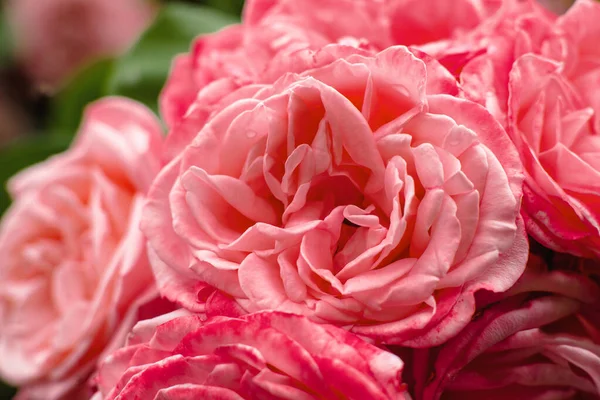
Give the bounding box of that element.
[503,1,600,258]
[159,0,389,129]
[0,98,164,398]
[160,0,550,130]
[94,310,410,400]
[388,0,507,74]
[405,0,600,258]
[412,256,600,400]
[143,44,528,346]
[454,0,556,123]
[6,0,155,89]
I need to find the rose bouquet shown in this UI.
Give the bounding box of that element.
[1,0,599,399]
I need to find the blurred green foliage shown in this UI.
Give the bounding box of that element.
[0,135,72,213]
[49,59,116,134]
[0,1,241,397]
[204,0,245,15]
[107,3,238,114]
[0,9,13,68]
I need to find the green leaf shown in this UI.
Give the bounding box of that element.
[48,59,115,135]
[107,3,238,114]
[0,6,14,66]
[0,135,72,216]
[203,0,244,16]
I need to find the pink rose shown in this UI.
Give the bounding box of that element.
[159,0,389,129]
[247,0,507,53]
[160,25,249,129]
[94,310,410,400]
[422,0,600,258]
[144,44,527,346]
[0,98,163,398]
[456,0,556,124]
[6,0,155,89]
[160,0,551,131]
[160,0,512,129]
[411,256,600,400]
[159,0,558,134]
[503,1,600,258]
[388,0,506,74]
[508,60,600,257]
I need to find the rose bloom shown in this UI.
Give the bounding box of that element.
[93,310,410,400]
[0,98,163,398]
[159,0,390,129]
[502,1,600,258]
[144,44,527,346]
[429,0,600,258]
[159,0,515,129]
[6,0,155,90]
[159,0,558,132]
[450,0,556,123]
[409,255,600,400]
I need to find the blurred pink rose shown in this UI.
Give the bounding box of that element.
[143,44,528,346]
[6,0,155,89]
[411,256,600,400]
[94,310,410,400]
[0,98,163,398]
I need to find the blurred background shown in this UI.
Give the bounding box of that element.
[0,0,576,397]
[0,0,243,218]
